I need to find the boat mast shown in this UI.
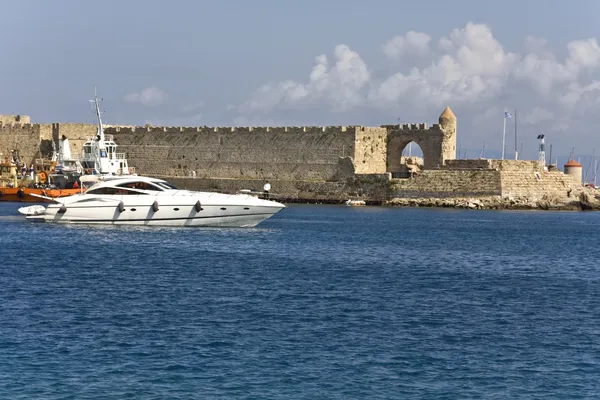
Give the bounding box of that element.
[514,109,518,160]
[90,89,109,174]
[92,90,105,144]
[585,148,595,184]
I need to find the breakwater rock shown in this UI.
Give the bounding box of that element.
[385,190,600,211]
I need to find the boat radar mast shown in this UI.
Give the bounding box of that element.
[79,92,133,177]
[90,94,105,145]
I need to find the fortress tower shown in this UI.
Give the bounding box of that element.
[438,106,457,161]
[385,106,458,172]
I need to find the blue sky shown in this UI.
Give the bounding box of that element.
[3,0,600,160]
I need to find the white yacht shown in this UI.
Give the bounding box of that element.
[22,175,285,227]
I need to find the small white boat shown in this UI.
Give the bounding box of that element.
[18,205,46,216]
[345,199,366,206]
[23,175,285,227]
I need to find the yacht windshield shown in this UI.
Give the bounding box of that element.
[116,181,163,191]
[87,187,145,195]
[155,182,178,190]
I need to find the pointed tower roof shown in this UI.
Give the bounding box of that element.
[564,159,582,167]
[439,106,456,120]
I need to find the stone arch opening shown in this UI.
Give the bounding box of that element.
[394,141,424,178]
[401,141,424,177]
[387,136,427,178]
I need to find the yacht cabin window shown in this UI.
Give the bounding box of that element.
[116,181,164,191]
[86,187,145,195]
[155,182,178,190]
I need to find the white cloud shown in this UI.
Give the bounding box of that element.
[383,31,431,59]
[181,101,205,113]
[522,107,553,125]
[124,87,167,106]
[238,22,600,154]
[239,44,370,113]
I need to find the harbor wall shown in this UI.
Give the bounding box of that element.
[105,125,366,181]
[493,160,582,199]
[389,159,584,202]
[391,169,501,198]
[159,173,392,203]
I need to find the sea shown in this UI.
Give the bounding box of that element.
[1,202,599,399]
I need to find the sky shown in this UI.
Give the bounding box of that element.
[3,0,600,161]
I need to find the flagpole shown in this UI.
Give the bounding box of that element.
[502,111,507,160]
[514,109,518,160]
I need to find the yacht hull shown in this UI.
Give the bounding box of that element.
[29,197,284,228]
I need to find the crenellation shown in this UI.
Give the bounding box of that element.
[0,115,31,125]
[445,159,493,169]
[284,127,304,134]
[322,126,351,134]
[107,125,365,135]
[388,123,429,131]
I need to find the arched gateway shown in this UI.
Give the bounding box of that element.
[385,106,457,173]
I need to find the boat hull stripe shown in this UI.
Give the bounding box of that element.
[51,212,275,223]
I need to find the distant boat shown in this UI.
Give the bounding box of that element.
[345,199,366,206]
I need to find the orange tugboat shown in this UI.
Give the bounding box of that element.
[0,154,82,203]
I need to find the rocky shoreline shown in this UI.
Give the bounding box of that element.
[384,190,600,211]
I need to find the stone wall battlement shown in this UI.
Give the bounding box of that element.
[106,125,360,135]
[490,159,544,172]
[0,115,31,125]
[381,123,429,130]
[0,123,41,130]
[444,159,493,169]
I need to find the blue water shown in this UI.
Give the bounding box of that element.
[1,202,600,399]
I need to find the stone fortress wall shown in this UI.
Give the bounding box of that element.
[104,125,364,181]
[0,116,51,164]
[0,118,96,164]
[0,107,588,207]
[389,159,582,200]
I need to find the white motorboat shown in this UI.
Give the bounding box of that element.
[20,175,285,227]
[18,204,46,216]
[345,199,366,206]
